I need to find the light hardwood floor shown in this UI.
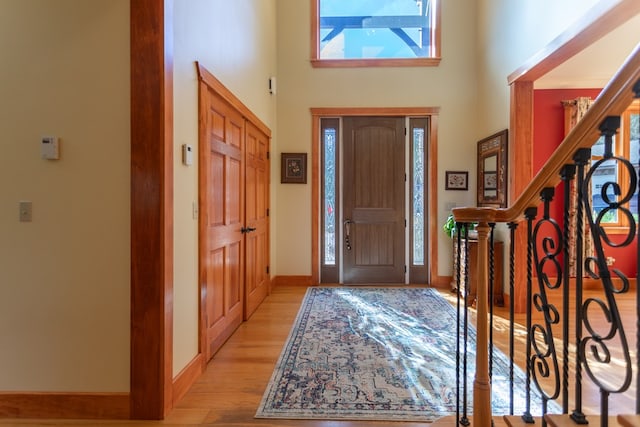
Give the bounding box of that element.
[0,284,636,426]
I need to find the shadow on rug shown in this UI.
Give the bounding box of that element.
[256,287,551,422]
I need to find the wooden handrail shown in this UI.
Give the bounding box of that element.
[453,41,640,225]
[447,40,640,427]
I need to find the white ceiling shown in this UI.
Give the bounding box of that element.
[535,13,640,89]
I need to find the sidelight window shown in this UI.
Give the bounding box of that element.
[321,118,340,283]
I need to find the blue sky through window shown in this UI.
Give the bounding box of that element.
[319,0,431,60]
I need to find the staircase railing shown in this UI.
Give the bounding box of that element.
[451,42,640,427]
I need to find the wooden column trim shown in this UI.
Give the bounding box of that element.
[428,113,440,284]
[311,115,320,285]
[507,0,640,84]
[509,81,533,313]
[130,0,173,419]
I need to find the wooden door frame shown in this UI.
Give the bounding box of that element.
[506,0,640,313]
[310,107,444,285]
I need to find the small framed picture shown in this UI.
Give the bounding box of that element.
[281,152,307,184]
[445,171,468,191]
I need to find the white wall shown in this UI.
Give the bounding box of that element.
[476,0,602,136]
[275,0,480,279]
[0,0,130,391]
[172,0,277,375]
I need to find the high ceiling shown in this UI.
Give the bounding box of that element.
[535,13,640,89]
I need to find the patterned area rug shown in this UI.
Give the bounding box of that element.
[256,287,548,422]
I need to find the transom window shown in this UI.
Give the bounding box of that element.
[311,0,441,67]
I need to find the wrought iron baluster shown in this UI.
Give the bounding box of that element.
[455,222,463,426]
[530,188,562,424]
[632,78,640,416]
[508,221,518,416]
[522,207,537,424]
[489,222,496,381]
[459,222,471,426]
[571,147,591,425]
[560,164,576,414]
[580,116,635,427]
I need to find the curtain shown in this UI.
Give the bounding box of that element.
[562,97,595,277]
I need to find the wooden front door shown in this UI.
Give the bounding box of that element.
[200,87,245,360]
[244,121,270,319]
[343,116,406,283]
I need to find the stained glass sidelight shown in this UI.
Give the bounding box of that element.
[413,128,424,265]
[324,128,336,265]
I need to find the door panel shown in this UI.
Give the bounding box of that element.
[343,117,405,283]
[200,86,244,360]
[244,121,270,319]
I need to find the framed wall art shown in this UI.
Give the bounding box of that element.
[477,129,508,207]
[445,171,468,191]
[281,152,307,184]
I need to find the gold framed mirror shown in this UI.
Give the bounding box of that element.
[477,129,508,207]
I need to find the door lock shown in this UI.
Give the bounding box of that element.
[344,219,353,250]
[241,226,257,233]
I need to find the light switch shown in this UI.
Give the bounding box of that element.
[41,136,60,160]
[192,201,199,220]
[19,201,32,222]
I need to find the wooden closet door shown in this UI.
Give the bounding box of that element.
[244,121,270,319]
[199,86,245,360]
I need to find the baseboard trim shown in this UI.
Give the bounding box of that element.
[272,275,313,286]
[172,353,204,406]
[0,392,129,419]
[430,275,453,288]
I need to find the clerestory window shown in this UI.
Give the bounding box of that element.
[311,0,441,67]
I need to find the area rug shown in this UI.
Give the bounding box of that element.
[256,287,550,422]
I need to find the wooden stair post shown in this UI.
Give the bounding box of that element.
[473,221,492,427]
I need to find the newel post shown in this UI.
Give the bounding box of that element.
[473,221,492,427]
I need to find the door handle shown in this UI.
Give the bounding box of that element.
[241,226,257,233]
[344,219,353,250]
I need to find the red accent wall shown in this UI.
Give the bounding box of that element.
[533,89,602,174]
[533,88,636,277]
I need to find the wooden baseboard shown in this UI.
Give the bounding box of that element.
[272,275,313,286]
[430,275,454,289]
[580,277,636,290]
[0,392,129,419]
[172,353,204,406]
[538,276,636,290]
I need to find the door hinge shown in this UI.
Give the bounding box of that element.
[266,266,270,274]
[267,151,270,159]
[405,219,407,227]
[404,127,407,135]
[404,173,407,182]
[404,265,407,273]
[267,208,270,217]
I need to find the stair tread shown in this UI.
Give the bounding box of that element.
[504,414,629,427]
[504,415,541,427]
[432,414,511,427]
[618,414,640,427]
[546,414,621,427]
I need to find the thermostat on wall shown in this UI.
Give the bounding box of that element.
[182,144,193,166]
[41,136,60,160]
